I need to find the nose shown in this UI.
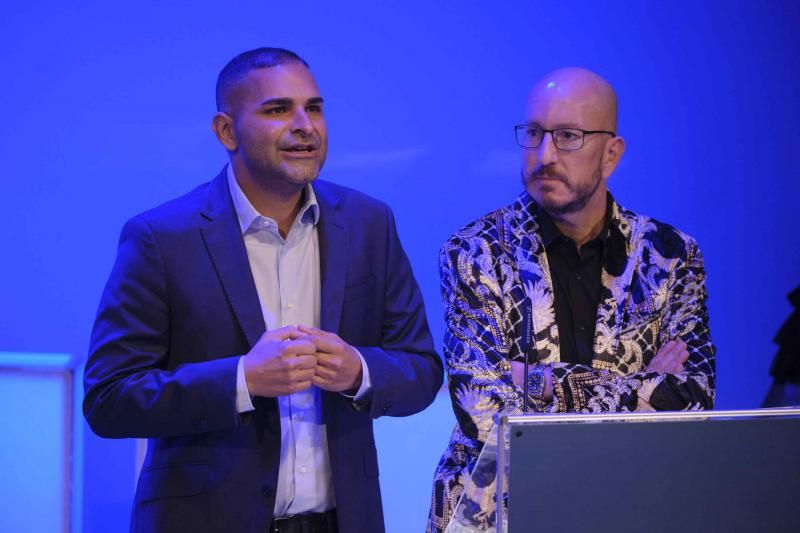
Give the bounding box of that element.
[537,131,558,166]
[290,108,313,135]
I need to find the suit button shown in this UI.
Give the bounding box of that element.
[382,403,391,414]
[262,485,273,498]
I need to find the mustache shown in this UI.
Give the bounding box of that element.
[528,167,566,182]
[281,130,322,148]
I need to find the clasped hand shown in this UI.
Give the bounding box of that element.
[243,325,363,397]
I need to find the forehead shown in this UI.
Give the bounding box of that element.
[235,63,321,105]
[525,84,605,127]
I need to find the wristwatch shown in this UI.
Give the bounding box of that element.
[527,364,546,401]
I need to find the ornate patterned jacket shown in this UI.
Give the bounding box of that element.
[428,192,715,532]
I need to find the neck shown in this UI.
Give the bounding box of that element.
[232,161,304,238]
[549,189,608,248]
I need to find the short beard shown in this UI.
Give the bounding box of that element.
[523,167,603,217]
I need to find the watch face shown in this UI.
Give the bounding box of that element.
[527,366,545,400]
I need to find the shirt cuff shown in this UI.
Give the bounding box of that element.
[341,349,372,401]
[236,356,255,413]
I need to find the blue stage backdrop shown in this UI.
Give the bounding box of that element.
[1,1,798,532]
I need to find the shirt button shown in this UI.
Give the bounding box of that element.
[575,273,582,281]
[300,465,308,474]
[287,303,295,309]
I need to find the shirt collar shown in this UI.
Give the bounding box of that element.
[226,164,320,235]
[531,192,614,252]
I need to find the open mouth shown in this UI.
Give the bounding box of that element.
[282,145,316,153]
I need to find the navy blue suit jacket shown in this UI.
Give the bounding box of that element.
[83,169,443,533]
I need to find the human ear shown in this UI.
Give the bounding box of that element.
[211,112,238,151]
[601,136,626,179]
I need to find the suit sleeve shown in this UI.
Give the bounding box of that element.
[356,205,444,418]
[547,239,716,412]
[83,216,242,438]
[438,238,521,446]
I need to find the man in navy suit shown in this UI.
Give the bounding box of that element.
[83,47,443,533]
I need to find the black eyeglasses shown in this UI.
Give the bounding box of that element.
[514,125,616,151]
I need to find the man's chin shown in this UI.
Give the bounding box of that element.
[286,174,318,186]
[528,189,578,216]
[280,163,321,187]
[528,184,565,206]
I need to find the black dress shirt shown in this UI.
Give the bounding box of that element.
[534,199,613,366]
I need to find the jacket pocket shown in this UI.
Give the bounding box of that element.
[136,463,209,503]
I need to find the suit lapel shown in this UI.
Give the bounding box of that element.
[593,201,639,369]
[511,194,561,362]
[514,194,642,368]
[199,169,265,348]
[314,181,349,334]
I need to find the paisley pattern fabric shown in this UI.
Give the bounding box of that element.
[427,192,715,532]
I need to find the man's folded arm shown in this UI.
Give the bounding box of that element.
[544,240,716,413]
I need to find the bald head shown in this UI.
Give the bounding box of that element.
[520,67,626,222]
[526,67,618,132]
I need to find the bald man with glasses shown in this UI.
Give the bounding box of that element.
[428,68,716,532]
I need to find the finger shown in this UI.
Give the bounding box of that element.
[674,343,690,363]
[285,354,318,370]
[659,342,688,369]
[313,351,339,365]
[648,345,671,370]
[289,367,317,383]
[263,325,300,341]
[314,364,337,380]
[509,361,525,388]
[658,340,675,352]
[298,325,325,336]
[312,374,332,390]
[649,339,688,372]
[281,339,318,355]
[299,326,344,343]
[315,355,345,375]
[658,340,683,362]
[647,352,668,372]
[656,340,677,358]
[288,379,313,394]
[664,355,684,373]
[647,358,665,373]
[304,335,343,354]
[647,349,673,372]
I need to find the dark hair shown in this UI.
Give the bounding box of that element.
[215,47,309,111]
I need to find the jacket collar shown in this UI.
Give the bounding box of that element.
[508,190,640,366]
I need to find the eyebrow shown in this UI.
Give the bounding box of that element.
[525,121,583,129]
[259,96,325,107]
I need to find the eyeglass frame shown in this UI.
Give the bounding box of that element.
[514,124,616,151]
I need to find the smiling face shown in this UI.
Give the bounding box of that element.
[214,62,327,193]
[521,68,623,217]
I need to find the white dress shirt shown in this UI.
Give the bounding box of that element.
[226,165,370,516]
